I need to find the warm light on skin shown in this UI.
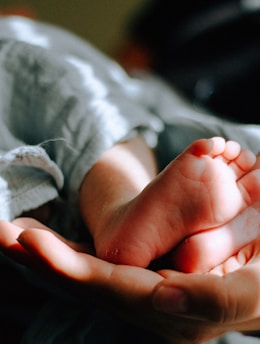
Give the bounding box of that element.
[98,138,156,194]
[79,137,157,250]
[210,255,244,276]
[172,227,236,274]
[172,202,260,273]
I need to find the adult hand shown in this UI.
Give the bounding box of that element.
[0,218,260,343]
[153,240,260,340]
[0,218,202,343]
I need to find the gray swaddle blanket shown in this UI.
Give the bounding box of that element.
[0,17,162,231]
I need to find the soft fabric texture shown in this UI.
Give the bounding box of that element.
[0,17,162,233]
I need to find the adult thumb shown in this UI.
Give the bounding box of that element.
[153,258,260,326]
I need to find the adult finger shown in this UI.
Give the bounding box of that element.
[0,220,162,300]
[0,220,31,262]
[154,242,260,329]
[13,217,94,254]
[0,219,93,265]
[16,227,163,297]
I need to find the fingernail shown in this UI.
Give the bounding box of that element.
[153,286,188,314]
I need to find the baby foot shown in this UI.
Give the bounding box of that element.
[171,201,260,273]
[171,152,260,273]
[97,137,260,267]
